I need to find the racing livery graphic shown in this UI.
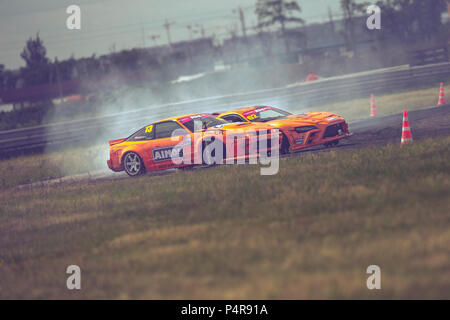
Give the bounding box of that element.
[107,113,281,176]
[215,106,352,154]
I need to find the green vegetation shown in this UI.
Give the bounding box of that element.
[1,136,449,299]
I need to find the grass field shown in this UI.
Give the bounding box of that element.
[0,145,109,189]
[1,136,449,299]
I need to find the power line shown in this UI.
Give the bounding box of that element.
[0,10,238,48]
[148,34,160,46]
[0,9,341,52]
[0,5,349,67]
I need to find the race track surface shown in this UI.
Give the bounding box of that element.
[17,105,450,189]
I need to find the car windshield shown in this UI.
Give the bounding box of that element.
[243,107,292,122]
[181,116,228,132]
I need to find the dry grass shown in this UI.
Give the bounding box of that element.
[0,137,449,299]
[0,145,108,189]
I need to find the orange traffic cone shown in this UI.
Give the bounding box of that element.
[401,110,413,145]
[370,94,378,116]
[437,82,446,106]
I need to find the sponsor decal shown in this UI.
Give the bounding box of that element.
[152,146,183,162]
[178,114,209,123]
[242,107,272,118]
[211,122,240,129]
[295,136,305,145]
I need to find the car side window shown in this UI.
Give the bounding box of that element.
[127,125,154,141]
[154,121,187,139]
[222,114,246,123]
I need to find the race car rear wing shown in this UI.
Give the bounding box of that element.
[109,138,127,146]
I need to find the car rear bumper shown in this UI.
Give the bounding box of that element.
[107,158,123,172]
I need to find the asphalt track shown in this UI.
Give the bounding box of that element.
[17,105,450,189]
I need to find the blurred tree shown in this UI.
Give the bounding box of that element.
[111,49,142,72]
[20,33,49,68]
[255,0,305,53]
[2,70,19,90]
[412,0,446,40]
[76,55,101,79]
[340,0,367,52]
[20,34,51,86]
[56,56,78,81]
[374,0,447,42]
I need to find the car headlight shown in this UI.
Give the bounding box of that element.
[294,126,318,133]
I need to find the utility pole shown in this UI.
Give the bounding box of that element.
[54,57,63,102]
[239,7,247,39]
[139,19,147,47]
[234,7,250,61]
[233,7,248,39]
[186,25,194,40]
[141,27,146,47]
[328,6,335,35]
[163,19,175,46]
[200,25,206,38]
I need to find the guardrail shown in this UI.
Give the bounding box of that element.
[1,62,450,157]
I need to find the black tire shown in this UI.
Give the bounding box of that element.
[202,139,225,165]
[280,133,290,155]
[123,152,146,176]
[179,165,195,171]
[324,140,339,148]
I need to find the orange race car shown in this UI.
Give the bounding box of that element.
[107,113,281,176]
[215,106,352,154]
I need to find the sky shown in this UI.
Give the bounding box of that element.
[0,0,350,69]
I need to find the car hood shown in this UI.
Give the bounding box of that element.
[267,112,344,127]
[207,122,273,131]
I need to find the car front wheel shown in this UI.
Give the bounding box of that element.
[280,133,290,155]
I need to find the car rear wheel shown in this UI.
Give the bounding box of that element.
[123,152,145,176]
